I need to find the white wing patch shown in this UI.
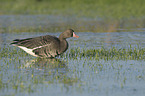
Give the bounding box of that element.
[18,44,50,57]
[32,44,50,50]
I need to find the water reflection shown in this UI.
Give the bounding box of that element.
[21,58,79,86]
[24,58,67,69]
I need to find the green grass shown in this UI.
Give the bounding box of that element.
[65,47,145,60]
[0,0,145,19]
[1,45,145,60]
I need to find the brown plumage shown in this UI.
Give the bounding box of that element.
[11,29,79,58]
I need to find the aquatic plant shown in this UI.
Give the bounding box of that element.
[64,47,145,60]
[1,45,145,60]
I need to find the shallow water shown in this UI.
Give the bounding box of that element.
[0,32,145,96]
[1,31,145,48]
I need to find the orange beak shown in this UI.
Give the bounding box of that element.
[73,32,79,38]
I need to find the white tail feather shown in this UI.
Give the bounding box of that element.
[18,46,38,57]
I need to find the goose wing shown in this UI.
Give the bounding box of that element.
[11,35,61,57]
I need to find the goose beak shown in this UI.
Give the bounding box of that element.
[73,32,79,38]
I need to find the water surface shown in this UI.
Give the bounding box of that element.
[0,32,145,96]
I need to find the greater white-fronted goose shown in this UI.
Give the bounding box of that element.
[11,29,79,58]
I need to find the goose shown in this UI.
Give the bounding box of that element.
[10,29,79,58]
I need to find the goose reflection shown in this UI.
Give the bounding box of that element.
[22,58,79,86]
[23,58,67,70]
